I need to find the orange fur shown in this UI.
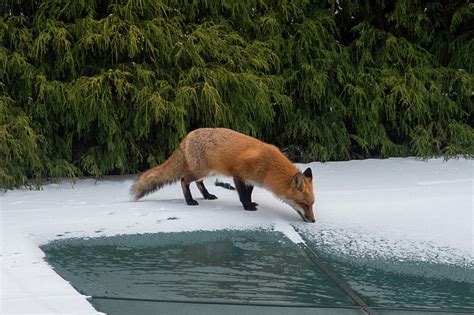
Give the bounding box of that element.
[131,128,315,222]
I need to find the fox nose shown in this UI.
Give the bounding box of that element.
[304,214,315,223]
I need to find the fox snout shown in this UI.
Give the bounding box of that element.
[297,207,315,223]
[293,208,315,223]
[285,199,315,223]
[303,210,315,223]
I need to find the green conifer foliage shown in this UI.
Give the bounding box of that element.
[1,0,472,188]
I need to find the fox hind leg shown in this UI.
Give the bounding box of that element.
[233,177,257,211]
[181,178,198,206]
[196,180,218,200]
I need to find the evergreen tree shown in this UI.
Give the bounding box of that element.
[1,0,472,188]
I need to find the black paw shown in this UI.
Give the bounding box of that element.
[205,194,218,200]
[250,202,259,207]
[243,204,258,211]
[186,199,199,206]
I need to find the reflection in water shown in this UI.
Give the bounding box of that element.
[41,230,353,306]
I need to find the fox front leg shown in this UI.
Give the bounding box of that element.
[233,177,257,211]
[246,185,258,207]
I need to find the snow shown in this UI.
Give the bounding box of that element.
[1,157,472,314]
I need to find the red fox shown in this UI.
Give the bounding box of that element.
[131,128,315,222]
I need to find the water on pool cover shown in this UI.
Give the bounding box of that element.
[41,230,355,312]
[41,229,474,314]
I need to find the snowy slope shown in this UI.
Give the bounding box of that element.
[1,158,472,314]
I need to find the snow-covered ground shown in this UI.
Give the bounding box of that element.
[1,158,472,314]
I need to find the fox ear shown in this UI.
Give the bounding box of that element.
[292,173,304,191]
[303,167,312,182]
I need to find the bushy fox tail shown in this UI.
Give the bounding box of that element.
[131,146,185,200]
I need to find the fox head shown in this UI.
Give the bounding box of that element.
[282,168,315,222]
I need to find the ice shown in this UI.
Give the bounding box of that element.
[1,157,472,313]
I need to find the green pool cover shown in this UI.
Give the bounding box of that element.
[41,230,473,315]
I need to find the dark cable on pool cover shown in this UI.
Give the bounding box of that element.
[298,242,378,315]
